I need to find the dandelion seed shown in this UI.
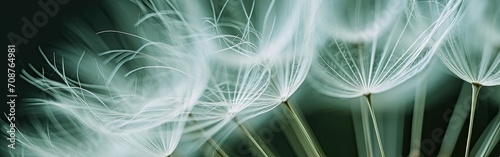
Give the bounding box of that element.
[438,1,500,155]
[439,10,500,88]
[21,1,210,156]
[309,0,463,156]
[185,55,271,156]
[200,0,323,156]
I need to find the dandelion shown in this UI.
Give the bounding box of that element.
[186,56,271,156]
[201,0,323,156]
[20,1,210,156]
[21,45,205,157]
[257,48,322,157]
[309,0,463,156]
[310,0,461,98]
[22,35,207,136]
[438,1,500,155]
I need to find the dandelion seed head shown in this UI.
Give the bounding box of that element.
[438,0,500,87]
[439,27,500,86]
[197,0,319,115]
[309,0,463,98]
[21,4,212,157]
[184,56,270,150]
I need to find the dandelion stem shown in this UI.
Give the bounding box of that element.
[409,72,428,157]
[437,83,471,156]
[473,112,500,156]
[364,94,385,157]
[283,100,323,157]
[206,134,230,157]
[360,99,374,157]
[188,114,229,157]
[465,83,482,157]
[273,108,309,156]
[233,118,269,157]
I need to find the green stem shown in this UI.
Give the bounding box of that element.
[465,83,482,157]
[409,73,428,156]
[364,94,385,157]
[272,108,308,156]
[361,99,374,157]
[206,134,230,157]
[483,123,500,156]
[284,100,323,157]
[189,114,229,157]
[474,112,500,156]
[437,83,471,156]
[234,118,269,157]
